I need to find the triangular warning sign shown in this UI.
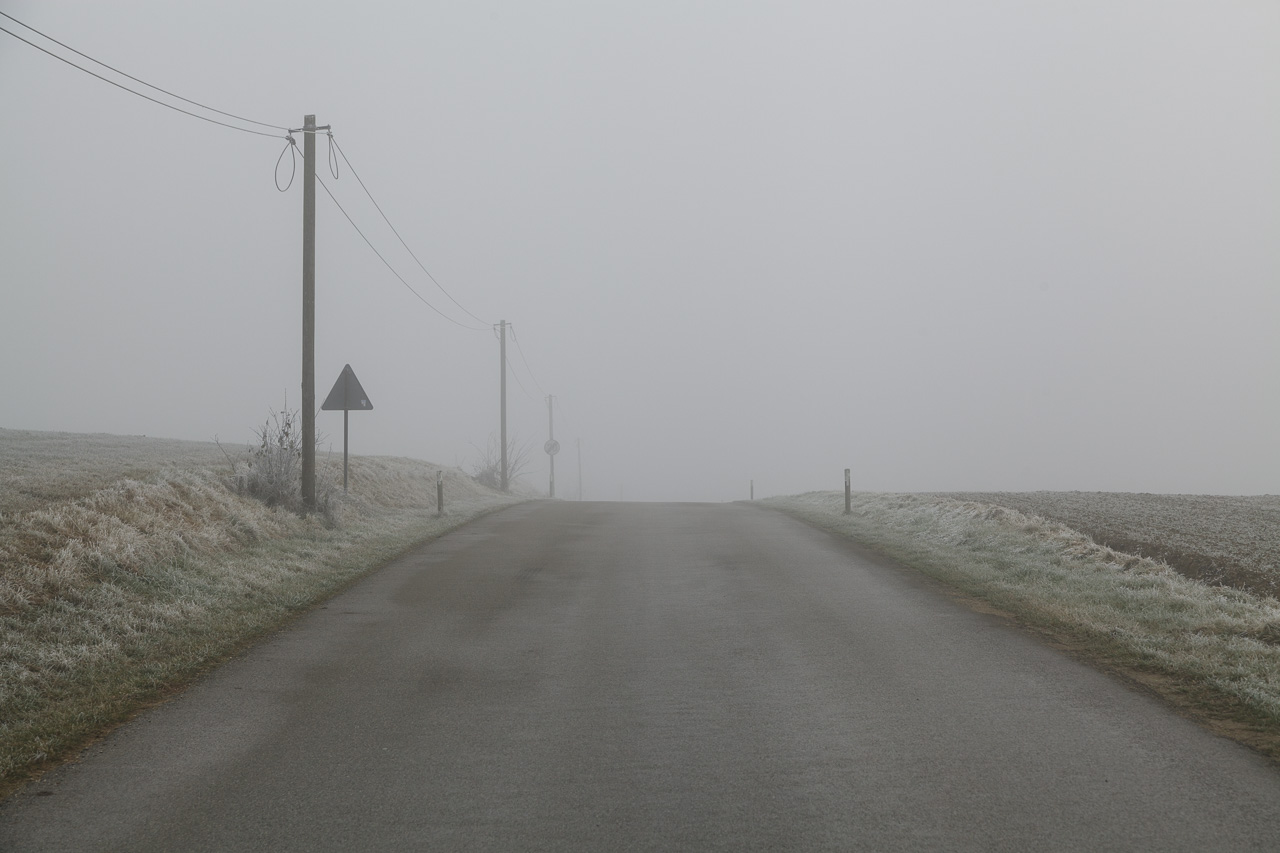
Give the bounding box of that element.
[321,364,373,411]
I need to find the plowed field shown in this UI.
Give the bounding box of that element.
[939,492,1280,600]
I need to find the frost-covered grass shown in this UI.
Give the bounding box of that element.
[940,491,1280,598]
[0,430,521,796]
[0,429,228,515]
[765,492,1280,758]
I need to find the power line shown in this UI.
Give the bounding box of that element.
[0,11,289,132]
[507,325,549,397]
[505,356,536,401]
[2,12,565,419]
[312,167,486,330]
[0,21,285,139]
[507,325,574,432]
[507,326,577,438]
[329,136,492,326]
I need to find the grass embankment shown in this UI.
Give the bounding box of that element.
[765,492,1280,760]
[0,430,521,798]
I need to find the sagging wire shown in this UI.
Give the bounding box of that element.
[0,10,290,132]
[0,20,287,140]
[273,126,334,193]
[312,167,490,331]
[506,356,536,401]
[279,132,488,331]
[508,325,549,397]
[275,134,297,192]
[329,135,491,326]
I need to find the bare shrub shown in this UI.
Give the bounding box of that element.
[469,433,532,492]
[221,408,335,520]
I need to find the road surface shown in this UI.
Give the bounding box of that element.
[2,501,1279,851]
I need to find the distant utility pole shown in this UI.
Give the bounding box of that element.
[300,114,318,510]
[577,437,582,501]
[498,319,508,493]
[547,395,556,498]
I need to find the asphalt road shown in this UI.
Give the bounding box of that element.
[3,501,1280,851]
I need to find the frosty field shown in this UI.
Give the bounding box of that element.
[0,428,519,797]
[0,430,229,515]
[941,491,1280,599]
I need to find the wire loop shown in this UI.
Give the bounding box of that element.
[275,134,297,192]
[327,131,339,179]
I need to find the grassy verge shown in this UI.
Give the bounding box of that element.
[764,491,1280,760]
[0,452,521,799]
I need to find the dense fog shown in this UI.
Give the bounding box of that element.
[2,1,1276,501]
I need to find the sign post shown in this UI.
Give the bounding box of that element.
[544,438,560,499]
[321,364,373,493]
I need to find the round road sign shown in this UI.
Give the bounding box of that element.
[544,439,561,456]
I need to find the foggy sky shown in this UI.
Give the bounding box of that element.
[2,1,1277,501]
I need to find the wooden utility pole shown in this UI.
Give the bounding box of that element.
[341,370,348,493]
[577,437,582,501]
[547,395,556,498]
[301,114,317,509]
[499,320,508,493]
